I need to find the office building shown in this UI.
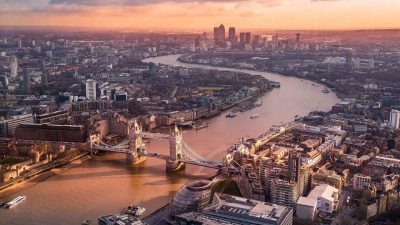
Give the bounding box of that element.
[98,214,145,225]
[213,24,225,44]
[252,35,260,47]
[46,50,53,58]
[312,168,343,190]
[0,75,8,88]
[85,79,97,100]
[239,32,246,44]
[270,166,310,207]
[34,110,69,124]
[245,32,251,44]
[31,105,51,115]
[271,179,301,208]
[10,56,18,77]
[346,50,353,72]
[41,59,48,86]
[296,33,301,42]
[0,114,33,137]
[15,123,87,143]
[288,151,301,182]
[389,109,400,129]
[24,68,31,94]
[228,27,236,41]
[352,173,372,190]
[176,193,293,225]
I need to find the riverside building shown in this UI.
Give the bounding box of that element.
[176,193,293,225]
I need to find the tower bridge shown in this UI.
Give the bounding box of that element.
[90,120,224,171]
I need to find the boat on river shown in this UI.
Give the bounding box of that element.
[250,114,260,119]
[175,120,194,128]
[322,88,330,93]
[194,123,208,130]
[226,113,237,118]
[81,220,92,225]
[4,196,25,209]
[122,205,146,217]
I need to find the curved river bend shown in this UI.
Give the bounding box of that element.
[0,54,339,225]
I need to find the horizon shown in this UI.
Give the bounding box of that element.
[1,0,400,30]
[1,24,399,33]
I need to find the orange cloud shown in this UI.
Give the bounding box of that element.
[0,0,399,30]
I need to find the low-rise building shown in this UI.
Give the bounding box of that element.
[296,184,339,221]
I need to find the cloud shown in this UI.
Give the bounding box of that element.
[0,0,86,15]
[310,0,345,1]
[0,0,283,17]
[48,0,258,6]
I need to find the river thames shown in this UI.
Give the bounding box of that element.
[0,54,339,225]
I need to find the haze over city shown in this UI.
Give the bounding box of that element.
[1,0,400,225]
[1,0,400,30]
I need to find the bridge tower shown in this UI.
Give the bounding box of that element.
[166,125,185,172]
[126,120,146,165]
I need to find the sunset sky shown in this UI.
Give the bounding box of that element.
[1,0,399,30]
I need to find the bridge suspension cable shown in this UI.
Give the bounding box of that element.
[182,141,206,161]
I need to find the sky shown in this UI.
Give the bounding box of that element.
[0,0,399,30]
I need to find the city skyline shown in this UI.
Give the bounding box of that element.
[1,0,400,30]
[2,1,400,224]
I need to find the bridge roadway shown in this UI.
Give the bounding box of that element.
[144,152,223,169]
[91,141,224,169]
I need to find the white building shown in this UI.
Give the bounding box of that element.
[389,109,400,129]
[85,79,97,100]
[10,56,18,77]
[296,184,339,221]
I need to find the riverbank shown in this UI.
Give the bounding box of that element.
[0,153,91,196]
[0,54,340,225]
[219,92,265,111]
[176,56,347,100]
[140,54,341,220]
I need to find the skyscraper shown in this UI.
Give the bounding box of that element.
[228,27,236,41]
[89,44,95,55]
[346,50,353,72]
[245,32,251,44]
[252,35,260,47]
[24,68,31,94]
[213,24,225,45]
[85,79,97,100]
[10,56,18,77]
[239,32,246,44]
[296,33,301,42]
[41,59,48,87]
[389,109,400,129]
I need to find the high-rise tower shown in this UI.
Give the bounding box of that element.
[228,27,236,42]
[213,24,225,45]
[41,60,48,87]
[389,109,400,129]
[85,79,97,100]
[10,56,18,77]
[24,68,31,94]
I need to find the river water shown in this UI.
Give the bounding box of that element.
[0,54,339,225]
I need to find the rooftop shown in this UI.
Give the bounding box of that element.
[205,193,292,223]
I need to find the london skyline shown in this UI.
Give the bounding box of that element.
[1,0,400,30]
